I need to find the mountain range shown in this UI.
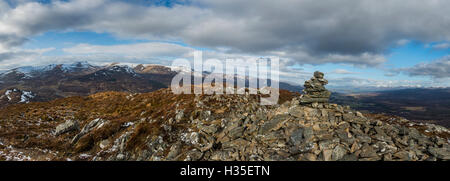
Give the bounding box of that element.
[0,64,449,161]
[0,62,173,107]
[1,62,449,128]
[0,62,303,107]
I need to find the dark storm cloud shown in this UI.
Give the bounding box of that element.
[0,51,37,62]
[0,34,28,48]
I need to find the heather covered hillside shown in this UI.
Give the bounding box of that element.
[0,74,448,161]
[0,88,299,160]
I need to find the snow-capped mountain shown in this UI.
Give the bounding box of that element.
[0,61,100,80]
[0,61,301,108]
[0,62,172,106]
[61,61,99,73]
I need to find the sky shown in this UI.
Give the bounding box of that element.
[0,0,449,90]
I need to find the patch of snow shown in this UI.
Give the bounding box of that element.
[109,65,137,76]
[122,122,134,128]
[4,89,35,103]
[4,89,12,101]
[61,61,97,72]
[1,145,32,161]
[14,66,39,74]
[79,154,91,159]
[20,90,35,103]
[12,64,58,76]
[4,62,97,79]
[169,65,192,73]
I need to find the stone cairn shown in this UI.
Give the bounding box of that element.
[299,71,331,105]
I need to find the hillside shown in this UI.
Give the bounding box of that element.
[0,73,448,161]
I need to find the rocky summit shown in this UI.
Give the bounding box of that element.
[0,73,449,161]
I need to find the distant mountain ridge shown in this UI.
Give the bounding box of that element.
[0,70,449,161]
[0,62,175,107]
[2,62,449,128]
[0,62,302,108]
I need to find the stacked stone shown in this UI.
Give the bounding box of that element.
[300,71,331,105]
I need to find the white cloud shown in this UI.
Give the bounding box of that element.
[330,69,359,74]
[399,56,450,79]
[1,0,450,67]
[327,77,448,90]
[432,42,450,49]
[63,42,195,58]
[396,39,411,46]
[0,47,55,70]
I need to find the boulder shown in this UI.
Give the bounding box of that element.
[332,145,347,161]
[71,118,107,144]
[54,120,79,136]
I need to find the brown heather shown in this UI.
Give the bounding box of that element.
[0,88,299,160]
[0,81,448,161]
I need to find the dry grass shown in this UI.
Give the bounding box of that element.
[0,87,301,159]
[126,122,161,151]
